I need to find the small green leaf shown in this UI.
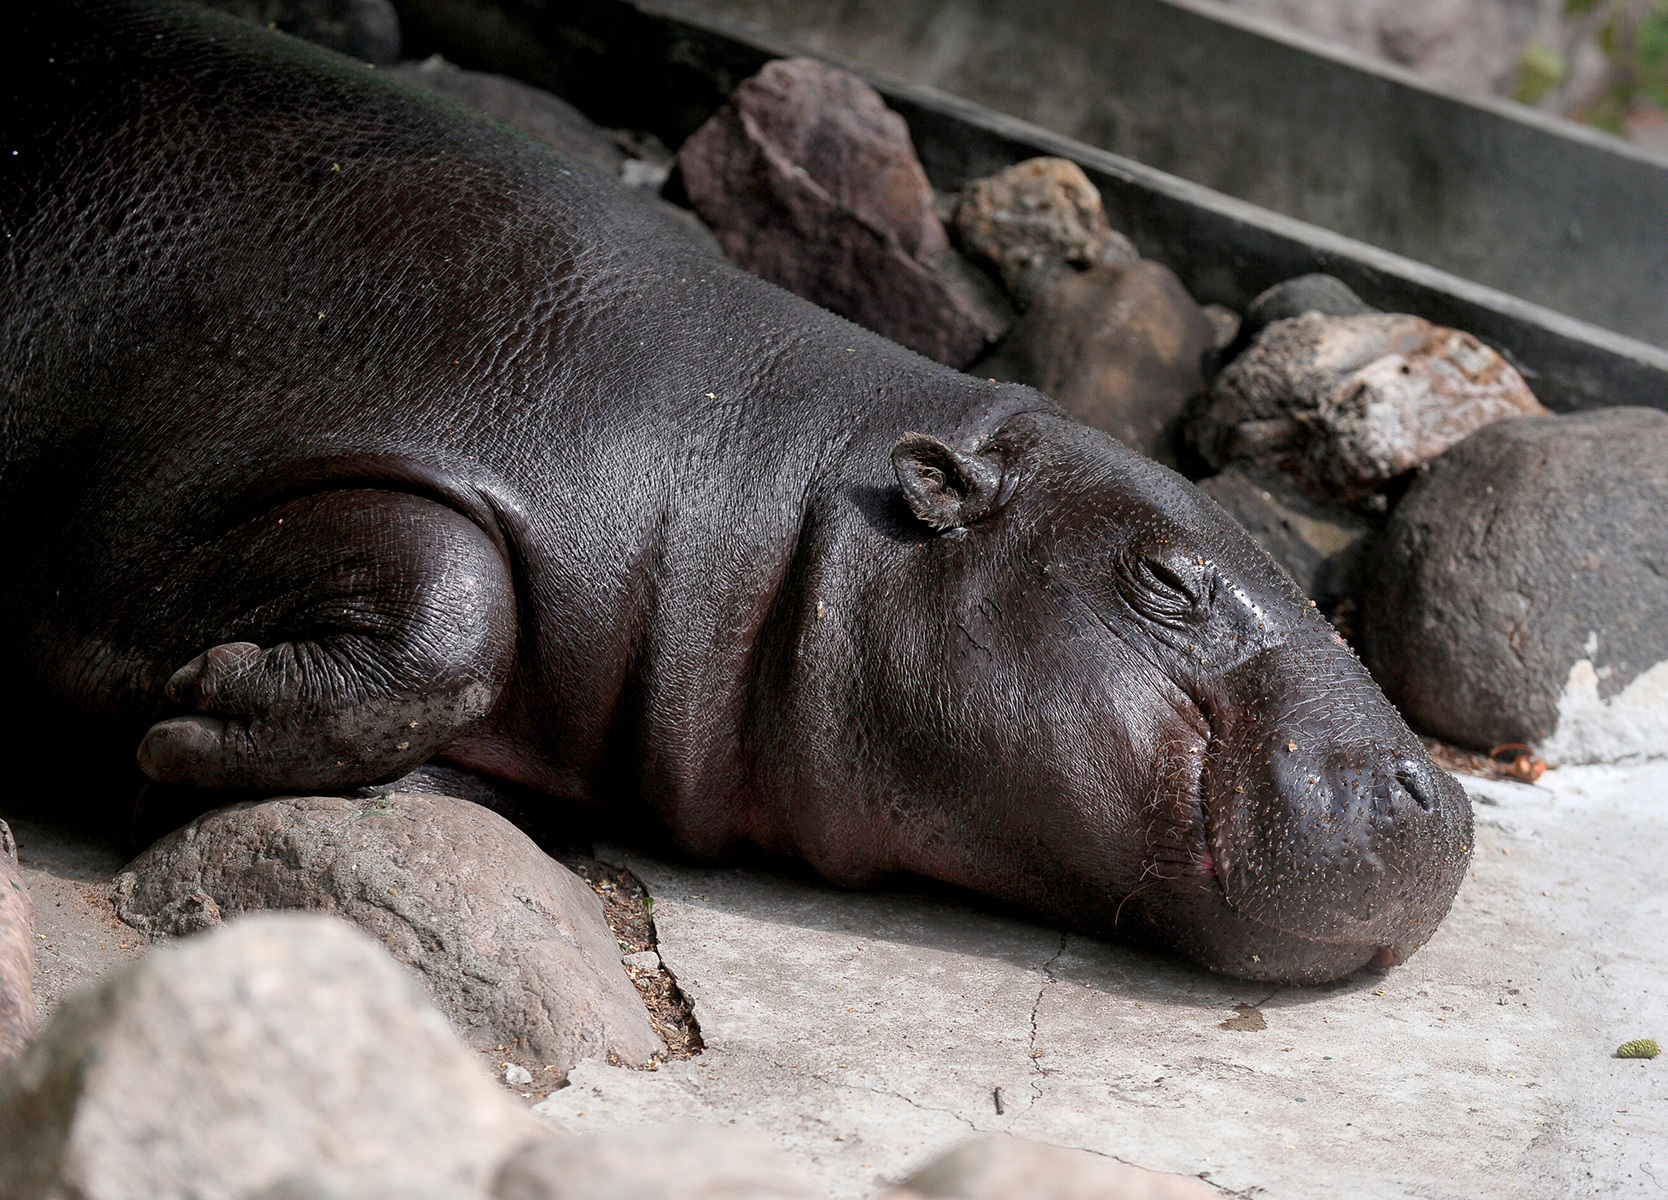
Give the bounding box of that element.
[1515,42,1567,104]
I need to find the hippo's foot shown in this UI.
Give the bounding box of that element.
[136,489,516,793]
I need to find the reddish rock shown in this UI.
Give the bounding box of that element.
[678,57,1005,366]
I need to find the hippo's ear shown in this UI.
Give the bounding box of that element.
[891,432,1008,532]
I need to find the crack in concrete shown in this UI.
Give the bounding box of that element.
[1007,1128,1251,1198]
[1006,938,1254,1197]
[761,1053,984,1134]
[1012,977,1274,1199]
[1025,932,1070,1109]
[851,1078,983,1134]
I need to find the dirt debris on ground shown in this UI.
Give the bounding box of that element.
[1422,737,1550,785]
[559,852,704,1064]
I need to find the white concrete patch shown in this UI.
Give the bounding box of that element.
[1538,658,1668,766]
[534,764,1668,1199]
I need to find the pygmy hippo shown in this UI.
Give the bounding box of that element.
[0,0,1471,984]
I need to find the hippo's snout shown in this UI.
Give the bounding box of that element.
[1148,643,1472,984]
[1209,731,1466,948]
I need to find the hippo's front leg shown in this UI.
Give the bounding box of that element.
[136,489,516,793]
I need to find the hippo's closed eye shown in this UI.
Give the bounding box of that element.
[1117,553,1212,628]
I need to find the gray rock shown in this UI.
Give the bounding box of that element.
[112,793,661,1071]
[890,1134,1217,1200]
[0,821,33,1065]
[493,1126,825,1200]
[191,0,400,64]
[385,55,626,178]
[951,157,1138,308]
[982,261,1212,465]
[1193,311,1546,502]
[922,246,1017,345]
[678,57,1005,367]
[1242,273,1375,340]
[1197,466,1374,610]
[1361,407,1668,764]
[0,913,549,1199]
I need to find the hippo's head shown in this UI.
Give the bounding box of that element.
[788,404,1471,985]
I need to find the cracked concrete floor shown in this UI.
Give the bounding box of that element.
[536,763,1668,1199]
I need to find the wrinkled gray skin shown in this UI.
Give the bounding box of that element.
[0,0,1470,983]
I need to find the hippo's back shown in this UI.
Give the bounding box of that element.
[2,0,692,491]
[0,0,953,609]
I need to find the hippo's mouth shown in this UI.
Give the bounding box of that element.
[1139,726,1217,888]
[1195,784,1374,949]
[1190,740,1463,971]
[1139,778,1416,983]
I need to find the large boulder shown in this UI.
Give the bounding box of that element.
[982,261,1213,465]
[0,913,549,1199]
[0,820,33,1065]
[493,1126,825,1200]
[951,157,1138,308]
[1192,311,1546,503]
[678,57,1007,366]
[1361,407,1668,763]
[191,0,400,64]
[888,1135,1216,1200]
[112,793,661,1071]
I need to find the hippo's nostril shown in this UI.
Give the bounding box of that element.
[1394,761,1438,812]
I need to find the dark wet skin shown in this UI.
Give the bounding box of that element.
[1,0,1470,985]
